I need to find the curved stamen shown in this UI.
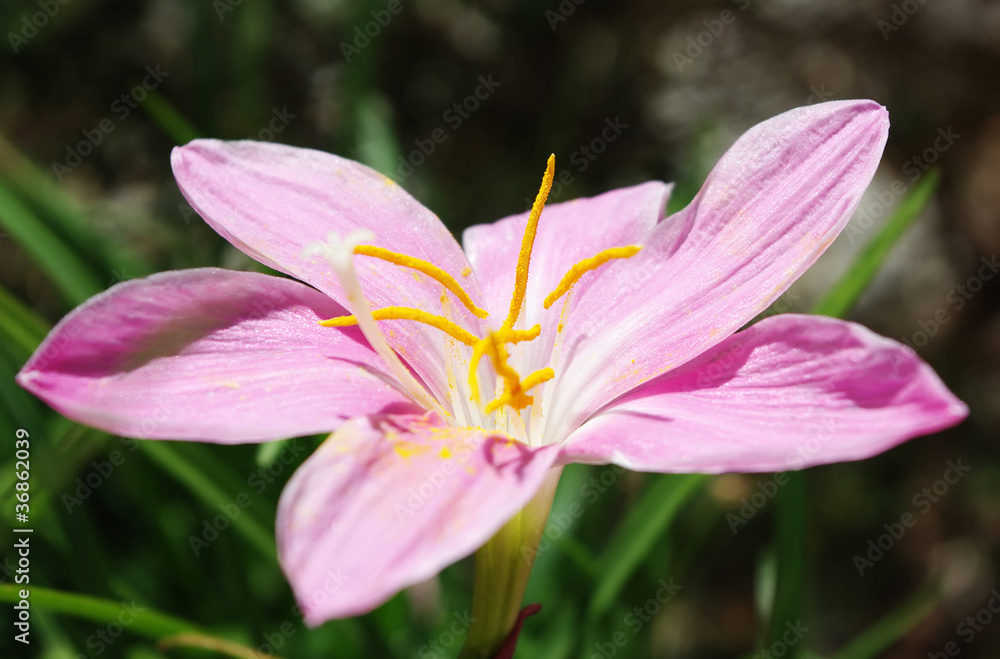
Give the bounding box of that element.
[354,245,489,319]
[304,231,445,415]
[521,367,555,392]
[543,245,642,309]
[467,325,541,404]
[504,154,555,330]
[320,306,480,347]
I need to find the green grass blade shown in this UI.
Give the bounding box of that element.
[0,583,202,638]
[256,437,292,468]
[0,132,151,280]
[762,472,807,656]
[827,589,938,659]
[355,93,402,177]
[0,180,104,306]
[587,474,708,620]
[0,584,278,658]
[811,170,940,318]
[143,90,202,145]
[0,132,108,261]
[0,282,48,360]
[758,173,944,656]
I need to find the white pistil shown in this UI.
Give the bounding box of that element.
[305,231,446,415]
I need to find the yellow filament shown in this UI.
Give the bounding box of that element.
[354,245,488,319]
[543,245,642,309]
[481,339,532,413]
[521,367,554,392]
[484,367,554,414]
[320,307,479,347]
[504,154,556,329]
[467,325,541,404]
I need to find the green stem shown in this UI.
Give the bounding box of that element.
[459,467,562,659]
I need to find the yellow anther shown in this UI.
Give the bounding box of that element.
[320,307,480,347]
[504,154,556,330]
[521,367,554,392]
[543,245,642,309]
[354,245,488,319]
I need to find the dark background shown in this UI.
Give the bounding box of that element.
[1,0,998,657]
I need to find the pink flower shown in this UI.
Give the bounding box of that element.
[17,101,965,637]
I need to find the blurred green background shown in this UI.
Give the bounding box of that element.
[1,0,999,657]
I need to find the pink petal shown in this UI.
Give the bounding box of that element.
[547,101,890,442]
[559,314,967,473]
[463,181,672,320]
[276,413,560,624]
[17,269,419,443]
[171,140,484,405]
[463,182,671,382]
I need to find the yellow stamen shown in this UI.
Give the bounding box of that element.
[481,340,532,413]
[504,154,556,330]
[321,307,479,347]
[484,366,552,414]
[354,245,488,319]
[543,245,642,309]
[521,367,554,391]
[467,325,541,404]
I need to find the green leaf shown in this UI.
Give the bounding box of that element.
[0,180,104,306]
[0,281,49,361]
[762,472,807,657]
[256,437,292,468]
[811,170,941,318]
[142,90,202,146]
[0,131,150,279]
[587,473,708,620]
[827,589,938,659]
[0,584,279,658]
[0,583,202,638]
[355,94,402,178]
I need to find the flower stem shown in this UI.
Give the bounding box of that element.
[459,467,562,659]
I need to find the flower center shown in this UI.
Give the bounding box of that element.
[306,156,641,426]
